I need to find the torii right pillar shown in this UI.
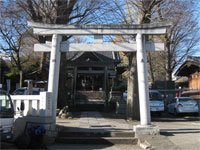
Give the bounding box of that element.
[134,33,159,136]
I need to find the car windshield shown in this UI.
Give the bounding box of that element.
[13,88,41,95]
[0,90,12,112]
[179,98,196,103]
[33,90,40,95]
[13,89,25,95]
[149,92,162,101]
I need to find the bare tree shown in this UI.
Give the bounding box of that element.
[15,0,123,108]
[156,0,200,82]
[116,1,200,120]
[135,0,200,84]
[0,1,42,88]
[0,1,29,87]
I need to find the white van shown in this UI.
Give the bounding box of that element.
[149,90,164,116]
[0,90,14,141]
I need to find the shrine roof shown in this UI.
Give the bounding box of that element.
[175,56,200,76]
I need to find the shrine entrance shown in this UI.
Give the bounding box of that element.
[28,22,170,135]
[65,51,118,108]
[77,74,100,91]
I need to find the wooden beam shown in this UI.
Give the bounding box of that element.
[34,42,164,52]
[67,70,116,74]
[28,21,171,35]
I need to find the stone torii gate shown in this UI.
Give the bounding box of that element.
[28,22,170,135]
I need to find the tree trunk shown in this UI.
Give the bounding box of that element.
[126,53,140,120]
[38,36,51,80]
[57,53,68,109]
[127,53,134,120]
[166,41,172,82]
[132,54,140,120]
[147,52,155,85]
[19,70,23,88]
[16,50,23,88]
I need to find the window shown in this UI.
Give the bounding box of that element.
[149,92,162,101]
[0,91,12,112]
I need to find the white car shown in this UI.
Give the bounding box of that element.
[0,90,14,141]
[149,90,164,116]
[123,90,164,115]
[168,97,199,116]
[12,87,44,95]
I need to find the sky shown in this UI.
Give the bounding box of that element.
[192,1,200,57]
[193,50,200,56]
[1,0,200,58]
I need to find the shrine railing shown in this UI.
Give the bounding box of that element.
[11,92,52,119]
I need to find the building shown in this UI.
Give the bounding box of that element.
[175,56,200,99]
[65,51,120,106]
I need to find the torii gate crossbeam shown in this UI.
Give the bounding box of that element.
[29,22,168,35]
[28,21,170,135]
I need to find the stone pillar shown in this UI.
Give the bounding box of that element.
[134,33,159,136]
[136,33,151,126]
[48,34,62,122]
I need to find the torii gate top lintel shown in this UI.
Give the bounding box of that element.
[27,21,171,35]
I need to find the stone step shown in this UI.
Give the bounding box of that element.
[58,131,135,137]
[76,104,105,111]
[55,136,138,145]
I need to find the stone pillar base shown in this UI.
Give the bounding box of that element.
[133,125,160,137]
[13,116,57,145]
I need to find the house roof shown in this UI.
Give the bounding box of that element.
[175,77,188,83]
[66,52,120,64]
[175,56,200,76]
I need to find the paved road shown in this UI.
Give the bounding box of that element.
[0,142,18,149]
[151,114,200,150]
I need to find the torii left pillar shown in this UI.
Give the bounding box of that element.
[48,34,62,122]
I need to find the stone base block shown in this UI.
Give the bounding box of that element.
[13,116,57,145]
[43,135,56,144]
[133,125,160,137]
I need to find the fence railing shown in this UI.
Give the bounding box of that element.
[11,92,52,119]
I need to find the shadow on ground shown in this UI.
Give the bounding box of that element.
[151,112,200,122]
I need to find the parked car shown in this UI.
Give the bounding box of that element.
[0,90,14,141]
[168,97,199,116]
[12,87,44,95]
[149,90,165,116]
[123,90,164,116]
